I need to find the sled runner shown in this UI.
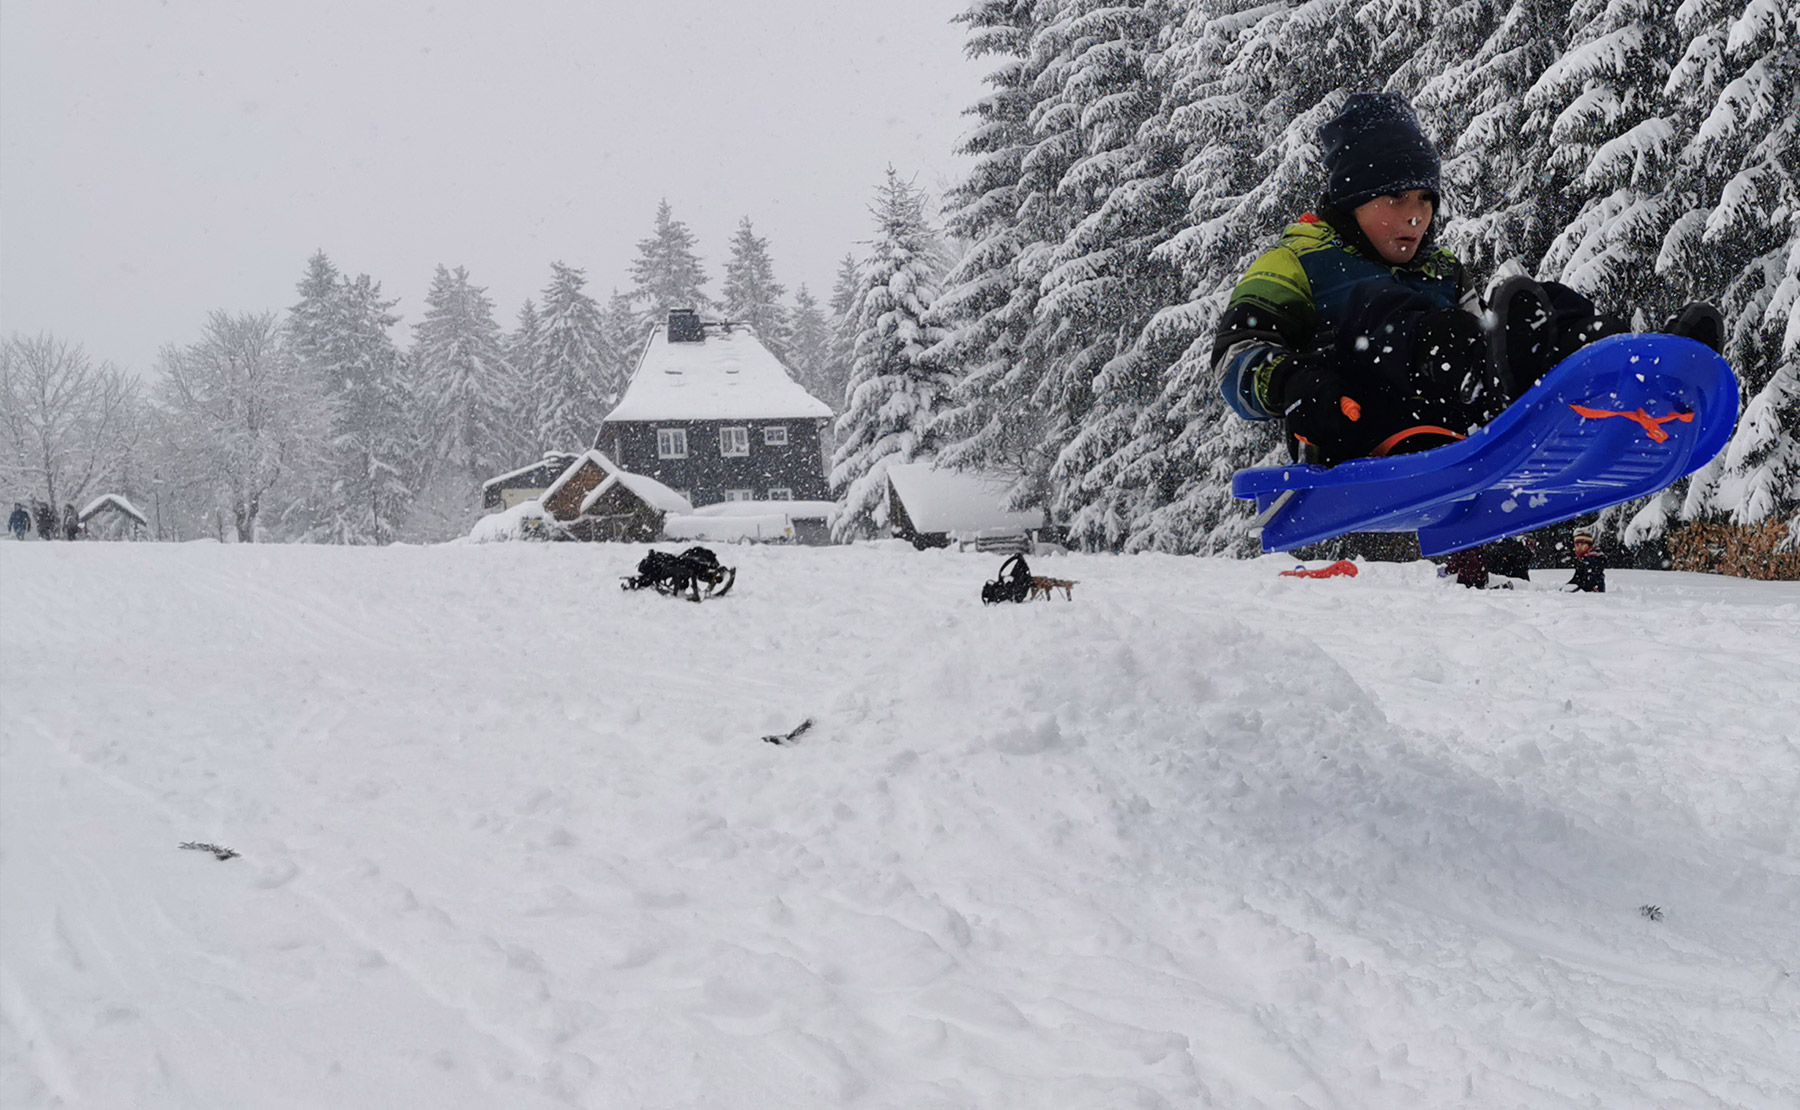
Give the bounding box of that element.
[1233,334,1738,556]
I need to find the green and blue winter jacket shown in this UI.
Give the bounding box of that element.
[1211,210,1472,420]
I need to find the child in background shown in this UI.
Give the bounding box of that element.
[1565,530,1606,593]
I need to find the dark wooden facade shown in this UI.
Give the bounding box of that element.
[601,418,830,506]
[539,455,679,542]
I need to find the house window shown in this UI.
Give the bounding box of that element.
[767,488,793,500]
[723,489,756,502]
[657,428,688,458]
[762,425,789,446]
[720,427,750,456]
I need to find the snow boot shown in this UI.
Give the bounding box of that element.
[1662,301,1724,353]
[1485,276,1559,403]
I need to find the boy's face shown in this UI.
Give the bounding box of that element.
[1352,190,1435,264]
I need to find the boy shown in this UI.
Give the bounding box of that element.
[1211,92,1722,466]
[1565,530,1606,593]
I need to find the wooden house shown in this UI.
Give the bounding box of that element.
[537,450,692,542]
[598,309,834,507]
[77,494,149,541]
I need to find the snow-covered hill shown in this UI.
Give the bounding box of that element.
[3,540,1796,1109]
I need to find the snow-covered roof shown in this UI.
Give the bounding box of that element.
[885,464,1045,535]
[78,494,148,524]
[604,323,833,423]
[689,499,837,521]
[579,471,693,516]
[481,453,579,491]
[540,449,621,504]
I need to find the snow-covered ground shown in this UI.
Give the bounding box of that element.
[3,539,1797,1109]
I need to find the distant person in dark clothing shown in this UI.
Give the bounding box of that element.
[8,502,27,540]
[1484,536,1534,581]
[62,503,81,541]
[1444,547,1489,589]
[32,500,55,540]
[1566,529,1606,593]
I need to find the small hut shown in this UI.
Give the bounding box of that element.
[538,450,692,542]
[77,494,149,541]
[884,464,1046,551]
[482,452,581,511]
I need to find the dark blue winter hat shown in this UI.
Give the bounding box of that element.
[1320,92,1440,211]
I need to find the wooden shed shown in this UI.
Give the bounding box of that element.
[77,494,149,541]
[884,463,1047,551]
[538,450,692,542]
[482,452,581,511]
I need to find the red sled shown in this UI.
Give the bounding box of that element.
[1280,559,1359,579]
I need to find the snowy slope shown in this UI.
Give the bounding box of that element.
[2,541,1796,1109]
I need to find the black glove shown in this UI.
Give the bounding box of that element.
[1269,353,1371,463]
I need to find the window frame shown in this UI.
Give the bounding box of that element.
[722,488,756,502]
[656,427,689,459]
[767,488,793,500]
[719,426,750,457]
[762,425,789,446]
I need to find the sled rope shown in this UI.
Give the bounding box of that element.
[1568,404,1694,443]
[1371,425,1464,457]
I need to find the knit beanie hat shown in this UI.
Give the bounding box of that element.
[1320,92,1441,211]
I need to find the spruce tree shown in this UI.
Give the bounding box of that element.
[721,217,792,358]
[411,265,511,496]
[1030,0,1190,550]
[600,288,643,394]
[1657,0,1799,547]
[630,200,711,326]
[787,285,836,409]
[830,170,951,541]
[317,274,412,544]
[823,253,862,411]
[531,262,619,454]
[930,0,1058,518]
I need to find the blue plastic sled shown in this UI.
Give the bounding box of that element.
[1233,334,1738,556]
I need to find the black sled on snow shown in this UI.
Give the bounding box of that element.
[622,546,736,602]
[981,554,1033,604]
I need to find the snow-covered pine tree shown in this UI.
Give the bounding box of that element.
[1512,0,1798,549]
[630,200,711,332]
[600,288,642,391]
[530,262,619,455]
[1028,0,1194,550]
[287,251,342,382]
[1663,0,1798,550]
[1415,1,1570,279]
[312,273,412,544]
[830,170,952,542]
[410,265,511,530]
[721,217,792,359]
[787,285,836,409]
[929,0,1058,519]
[823,253,862,411]
[1108,1,1292,554]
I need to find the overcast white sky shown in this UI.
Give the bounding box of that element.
[0,0,986,373]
